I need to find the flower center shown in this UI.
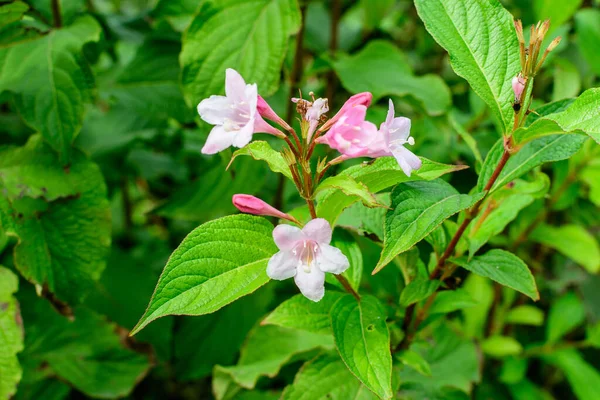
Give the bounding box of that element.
[292,240,320,273]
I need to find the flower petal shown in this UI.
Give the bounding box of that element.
[389,117,411,142]
[302,218,332,245]
[232,121,254,148]
[244,83,258,116]
[273,224,304,251]
[385,99,395,126]
[294,266,325,302]
[197,95,232,125]
[201,125,236,154]
[267,251,297,280]
[392,146,422,177]
[317,244,350,274]
[225,68,247,102]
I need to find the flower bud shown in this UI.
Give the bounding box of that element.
[318,92,373,133]
[257,95,293,132]
[232,194,299,224]
[512,75,525,102]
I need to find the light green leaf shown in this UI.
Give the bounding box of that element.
[281,351,377,400]
[552,58,581,102]
[513,88,600,145]
[467,174,550,256]
[131,215,276,335]
[331,295,393,400]
[481,336,522,358]
[531,224,600,273]
[229,141,292,180]
[586,323,600,348]
[316,175,384,211]
[0,136,111,304]
[215,325,333,389]
[453,249,539,300]
[396,350,432,377]
[19,289,150,399]
[0,1,28,29]
[575,9,600,76]
[477,135,587,193]
[428,289,478,315]
[0,267,23,400]
[505,305,544,326]
[546,292,585,344]
[415,0,520,134]
[400,278,440,307]
[316,157,466,225]
[534,0,582,31]
[333,40,451,115]
[0,16,101,163]
[462,274,494,338]
[262,292,344,335]
[337,193,390,241]
[376,179,484,273]
[543,350,600,400]
[180,0,301,104]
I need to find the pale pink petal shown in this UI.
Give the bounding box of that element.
[294,266,325,302]
[244,83,258,117]
[225,68,247,102]
[392,146,422,177]
[232,121,254,148]
[388,117,411,142]
[273,224,304,251]
[302,218,332,245]
[267,251,297,280]
[385,99,395,126]
[317,244,350,274]
[201,125,236,154]
[197,95,233,125]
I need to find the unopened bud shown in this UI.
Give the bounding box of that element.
[232,194,299,224]
[257,95,293,132]
[547,36,561,52]
[318,92,373,133]
[512,75,526,102]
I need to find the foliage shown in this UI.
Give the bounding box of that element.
[1,0,599,399]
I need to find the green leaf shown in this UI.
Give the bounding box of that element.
[396,350,432,377]
[0,1,28,29]
[467,174,550,256]
[534,0,582,31]
[0,267,23,400]
[19,289,150,399]
[453,249,539,300]
[326,229,363,291]
[575,9,600,76]
[586,322,600,348]
[316,157,467,225]
[0,136,111,304]
[315,175,385,210]
[505,305,544,326]
[462,274,494,338]
[376,179,484,273]
[330,295,393,400]
[262,292,344,335]
[180,0,301,104]
[531,224,600,273]
[428,289,478,315]
[414,0,520,134]
[229,141,293,180]
[333,40,451,115]
[0,16,101,163]
[543,350,600,400]
[481,336,522,358]
[281,351,377,400]
[215,325,333,389]
[337,194,389,241]
[400,278,440,307]
[477,135,587,193]
[132,215,277,335]
[513,88,600,145]
[546,292,585,344]
[552,58,581,102]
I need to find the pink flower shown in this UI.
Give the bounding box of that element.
[512,75,525,102]
[232,194,299,224]
[317,100,421,176]
[267,219,350,302]
[257,95,293,132]
[197,69,282,154]
[318,92,373,133]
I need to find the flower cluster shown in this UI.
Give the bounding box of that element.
[197,68,422,301]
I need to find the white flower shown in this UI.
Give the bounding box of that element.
[267,218,350,302]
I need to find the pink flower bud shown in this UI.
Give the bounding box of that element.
[253,114,285,138]
[232,194,299,224]
[257,95,293,132]
[318,92,373,133]
[512,75,525,101]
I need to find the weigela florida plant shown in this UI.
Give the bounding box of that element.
[198,68,421,301]
[130,7,600,400]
